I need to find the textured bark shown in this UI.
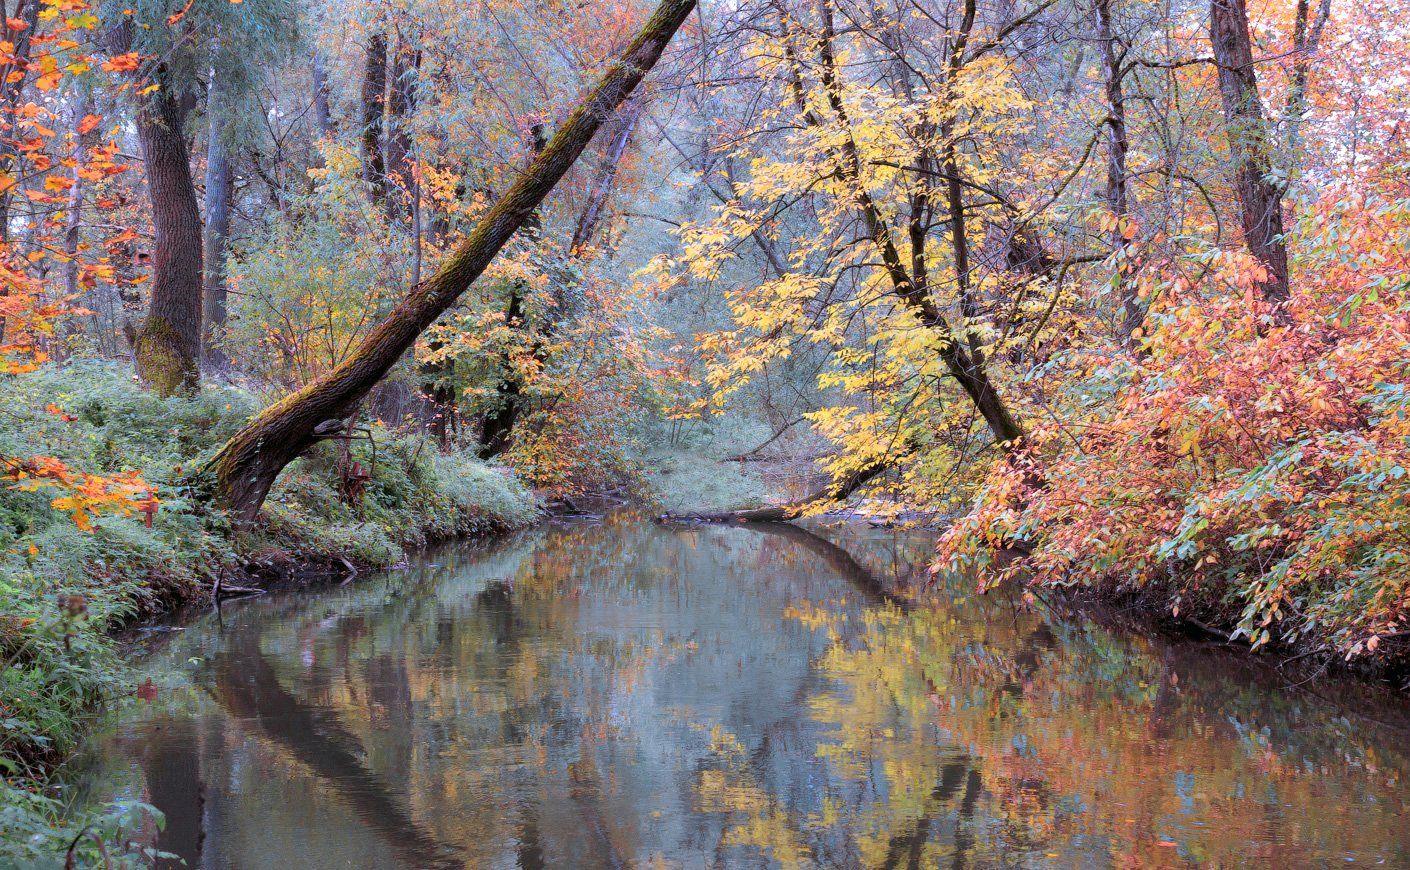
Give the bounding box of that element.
[383,38,420,222]
[61,95,96,307]
[801,0,1023,447]
[203,68,234,370]
[211,0,698,521]
[360,32,388,205]
[1209,0,1290,305]
[115,22,205,397]
[675,0,1024,525]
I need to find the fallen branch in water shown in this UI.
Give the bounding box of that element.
[660,460,889,524]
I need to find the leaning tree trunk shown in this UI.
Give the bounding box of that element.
[210,0,698,522]
[132,69,205,396]
[1209,0,1290,306]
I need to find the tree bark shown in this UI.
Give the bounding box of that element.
[1209,0,1290,306]
[203,66,234,371]
[1095,0,1143,341]
[383,37,419,222]
[210,0,698,522]
[311,51,332,139]
[1284,0,1331,164]
[109,17,206,397]
[360,32,388,205]
[0,0,41,245]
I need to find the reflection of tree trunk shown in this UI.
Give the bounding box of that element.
[208,0,698,522]
[744,522,911,610]
[877,760,979,870]
[137,717,206,870]
[210,641,461,869]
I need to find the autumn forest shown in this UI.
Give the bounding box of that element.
[2,0,1409,864]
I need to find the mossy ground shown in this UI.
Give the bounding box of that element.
[0,361,537,866]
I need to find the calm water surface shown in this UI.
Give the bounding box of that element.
[78,515,1410,868]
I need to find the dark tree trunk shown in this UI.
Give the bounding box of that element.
[1209,0,1290,306]
[1284,0,1331,162]
[0,0,41,245]
[477,123,547,460]
[312,51,332,139]
[114,21,206,397]
[383,38,419,222]
[360,32,388,205]
[62,94,95,306]
[210,0,699,522]
[203,67,234,371]
[804,0,1023,447]
[1095,0,1142,341]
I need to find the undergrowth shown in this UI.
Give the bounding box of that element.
[0,361,536,866]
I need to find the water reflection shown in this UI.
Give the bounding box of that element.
[79,515,1410,868]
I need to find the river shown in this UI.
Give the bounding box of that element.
[72,514,1410,867]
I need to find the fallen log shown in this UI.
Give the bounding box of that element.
[660,460,888,524]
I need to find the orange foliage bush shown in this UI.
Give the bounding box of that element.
[940,171,1410,660]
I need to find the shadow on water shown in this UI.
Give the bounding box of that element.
[73,515,1410,868]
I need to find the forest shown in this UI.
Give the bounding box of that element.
[0,0,1408,864]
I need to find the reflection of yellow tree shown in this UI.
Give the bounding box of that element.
[790,585,1410,867]
[695,724,813,867]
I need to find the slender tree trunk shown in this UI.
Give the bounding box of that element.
[799,0,1023,447]
[312,51,332,139]
[360,32,388,205]
[1284,0,1331,164]
[384,37,419,222]
[570,102,641,254]
[477,123,547,460]
[0,0,42,346]
[0,0,41,245]
[1209,0,1290,306]
[210,0,698,521]
[203,67,234,371]
[61,95,94,302]
[1095,0,1142,341]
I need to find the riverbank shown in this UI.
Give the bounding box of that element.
[0,362,537,866]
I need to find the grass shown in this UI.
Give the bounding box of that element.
[0,361,537,866]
